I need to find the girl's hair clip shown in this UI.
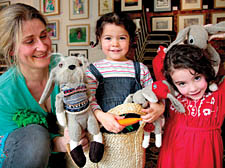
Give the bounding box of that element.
[90,41,98,48]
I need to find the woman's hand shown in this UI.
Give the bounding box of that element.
[141,100,165,123]
[79,130,89,150]
[95,109,125,133]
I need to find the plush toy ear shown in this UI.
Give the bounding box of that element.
[204,21,225,35]
[39,68,57,104]
[77,54,89,70]
[207,44,221,75]
[132,90,148,108]
[162,80,179,96]
[167,94,185,113]
[123,94,134,104]
[142,85,158,103]
[166,26,191,52]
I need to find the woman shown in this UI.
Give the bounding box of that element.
[0,3,87,167]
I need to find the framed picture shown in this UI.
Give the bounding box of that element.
[212,12,225,24]
[47,20,59,40]
[98,0,114,16]
[67,24,90,46]
[69,0,89,20]
[121,0,142,11]
[214,0,225,8]
[151,16,173,32]
[52,44,58,53]
[0,1,10,10]
[40,0,60,16]
[154,0,171,12]
[180,0,202,11]
[68,49,88,58]
[178,14,205,32]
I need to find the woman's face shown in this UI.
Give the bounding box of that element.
[17,18,52,71]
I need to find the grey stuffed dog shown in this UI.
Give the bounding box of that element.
[39,54,104,167]
[166,21,225,91]
[124,80,185,148]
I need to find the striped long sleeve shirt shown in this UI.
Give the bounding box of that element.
[86,59,153,112]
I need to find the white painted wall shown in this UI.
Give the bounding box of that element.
[1,0,105,63]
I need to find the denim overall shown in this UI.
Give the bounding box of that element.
[89,61,142,133]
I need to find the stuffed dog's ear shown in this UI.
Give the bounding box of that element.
[167,94,185,113]
[77,54,89,70]
[142,85,158,103]
[166,26,191,52]
[39,68,57,104]
[205,21,225,35]
[207,44,221,75]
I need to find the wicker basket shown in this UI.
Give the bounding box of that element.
[80,103,146,168]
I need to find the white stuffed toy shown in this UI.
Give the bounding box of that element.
[124,80,185,148]
[39,54,104,167]
[166,21,225,91]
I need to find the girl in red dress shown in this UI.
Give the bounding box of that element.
[157,44,225,168]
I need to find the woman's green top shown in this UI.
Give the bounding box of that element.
[0,57,60,165]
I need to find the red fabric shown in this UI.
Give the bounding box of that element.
[152,81,169,99]
[144,123,155,132]
[153,46,166,81]
[157,79,225,168]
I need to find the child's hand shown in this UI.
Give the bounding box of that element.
[95,110,125,133]
[141,100,165,123]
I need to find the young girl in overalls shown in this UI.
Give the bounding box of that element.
[85,12,165,167]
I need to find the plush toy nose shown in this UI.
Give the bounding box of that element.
[68,65,76,70]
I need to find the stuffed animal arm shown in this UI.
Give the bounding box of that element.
[124,80,185,148]
[39,54,104,167]
[166,21,225,91]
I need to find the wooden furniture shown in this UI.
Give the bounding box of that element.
[0,55,7,75]
[135,9,172,79]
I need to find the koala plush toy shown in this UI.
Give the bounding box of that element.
[124,80,185,148]
[39,55,104,167]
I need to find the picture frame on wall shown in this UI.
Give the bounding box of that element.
[68,49,88,59]
[121,0,142,11]
[211,12,225,24]
[151,16,173,32]
[214,0,225,8]
[98,0,114,16]
[52,44,58,53]
[40,0,60,16]
[178,14,205,32]
[69,0,89,20]
[67,24,90,46]
[154,0,171,12]
[47,20,59,40]
[0,1,10,10]
[180,0,202,11]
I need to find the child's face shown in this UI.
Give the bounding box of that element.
[100,23,130,61]
[171,68,208,100]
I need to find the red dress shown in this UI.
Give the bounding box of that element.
[157,79,225,168]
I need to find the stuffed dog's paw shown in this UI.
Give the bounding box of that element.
[69,144,86,167]
[89,141,104,163]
